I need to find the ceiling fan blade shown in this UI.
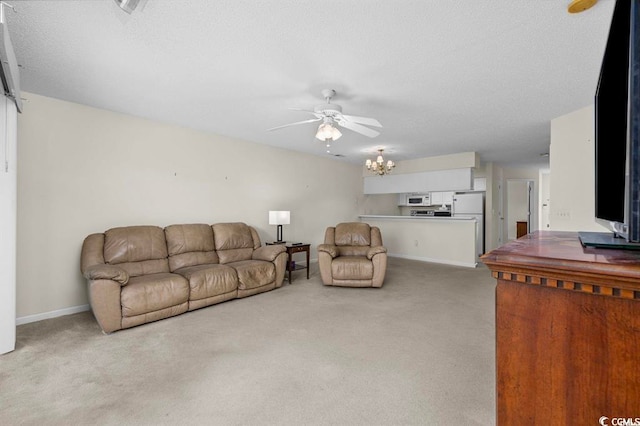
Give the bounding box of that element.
[336,120,381,138]
[267,117,322,131]
[340,114,382,128]
[288,108,324,118]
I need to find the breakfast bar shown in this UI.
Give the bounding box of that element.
[359,215,478,267]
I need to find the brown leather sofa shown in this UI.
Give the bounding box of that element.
[317,222,388,288]
[81,222,287,333]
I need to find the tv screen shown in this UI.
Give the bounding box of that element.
[582,0,640,248]
[594,0,630,225]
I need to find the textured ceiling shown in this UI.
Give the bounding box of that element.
[7,0,615,166]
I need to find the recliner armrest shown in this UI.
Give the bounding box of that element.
[318,244,338,258]
[367,246,387,260]
[83,264,129,286]
[252,244,286,262]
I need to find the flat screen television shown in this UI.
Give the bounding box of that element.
[579,0,640,249]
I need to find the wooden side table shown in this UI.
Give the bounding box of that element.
[266,242,310,283]
[284,243,310,283]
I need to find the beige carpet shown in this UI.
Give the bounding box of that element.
[0,257,496,425]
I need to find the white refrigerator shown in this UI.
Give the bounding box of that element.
[453,193,485,258]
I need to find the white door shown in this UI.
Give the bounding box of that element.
[0,96,17,354]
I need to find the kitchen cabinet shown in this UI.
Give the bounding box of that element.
[430,191,454,206]
[363,168,473,195]
[473,177,487,191]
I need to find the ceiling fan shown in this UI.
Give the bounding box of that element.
[268,89,382,141]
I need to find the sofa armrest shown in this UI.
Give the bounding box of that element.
[318,244,338,258]
[367,246,387,260]
[252,244,286,262]
[83,264,129,286]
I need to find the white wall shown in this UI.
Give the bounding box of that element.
[549,105,601,232]
[363,217,477,268]
[539,169,551,231]
[17,93,364,319]
[0,96,17,353]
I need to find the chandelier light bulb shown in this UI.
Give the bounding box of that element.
[365,149,395,176]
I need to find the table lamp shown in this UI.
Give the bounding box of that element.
[268,211,290,243]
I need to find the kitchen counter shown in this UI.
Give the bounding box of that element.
[359,214,476,221]
[359,215,478,267]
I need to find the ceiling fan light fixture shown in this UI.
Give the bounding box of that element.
[567,0,597,13]
[114,0,140,14]
[316,122,342,141]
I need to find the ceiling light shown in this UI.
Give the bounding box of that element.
[567,0,597,13]
[114,0,140,14]
[315,119,342,141]
[365,149,395,176]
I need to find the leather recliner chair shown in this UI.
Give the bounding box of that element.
[317,222,388,288]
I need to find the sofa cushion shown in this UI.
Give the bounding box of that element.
[227,260,275,290]
[105,226,168,263]
[335,223,371,246]
[213,223,255,264]
[165,224,215,255]
[121,273,189,317]
[165,224,218,271]
[104,226,170,277]
[331,256,374,280]
[174,264,238,301]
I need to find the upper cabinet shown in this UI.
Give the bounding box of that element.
[473,177,487,191]
[364,168,473,195]
[430,191,455,206]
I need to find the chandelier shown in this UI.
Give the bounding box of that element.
[365,149,395,176]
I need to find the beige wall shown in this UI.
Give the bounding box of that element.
[17,93,364,318]
[549,105,601,232]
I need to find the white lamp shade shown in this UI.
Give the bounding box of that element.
[269,211,290,225]
[315,123,342,141]
[114,0,140,13]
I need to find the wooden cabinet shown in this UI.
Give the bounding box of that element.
[482,231,640,425]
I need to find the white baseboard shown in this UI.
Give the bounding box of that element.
[388,253,477,268]
[16,304,90,326]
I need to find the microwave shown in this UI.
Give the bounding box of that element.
[406,194,430,206]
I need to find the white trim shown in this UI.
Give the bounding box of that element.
[16,304,90,326]
[0,96,16,355]
[388,253,477,268]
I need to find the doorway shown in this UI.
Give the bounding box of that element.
[505,179,536,241]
